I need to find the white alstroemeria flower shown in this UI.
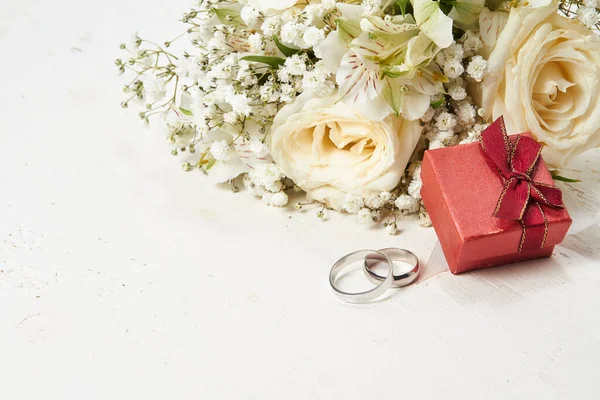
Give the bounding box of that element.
[333,13,443,120]
[313,31,347,75]
[478,7,509,48]
[313,4,363,74]
[248,138,269,158]
[411,0,453,48]
[197,128,248,183]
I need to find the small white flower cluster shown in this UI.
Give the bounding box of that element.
[436,32,486,83]
[119,0,600,234]
[259,0,335,49]
[119,0,339,179]
[423,31,490,152]
[243,163,288,207]
[577,1,600,29]
[276,56,335,98]
[337,162,426,233]
[342,192,389,226]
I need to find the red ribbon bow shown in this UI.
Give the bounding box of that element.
[480,117,564,252]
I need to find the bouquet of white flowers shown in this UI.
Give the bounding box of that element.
[116,0,600,233]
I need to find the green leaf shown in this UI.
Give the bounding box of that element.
[550,171,581,183]
[256,73,270,85]
[448,0,485,26]
[382,78,405,116]
[272,36,301,57]
[240,55,285,69]
[381,66,411,79]
[396,0,410,16]
[430,96,446,108]
[179,107,193,117]
[213,7,242,25]
[439,1,453,15]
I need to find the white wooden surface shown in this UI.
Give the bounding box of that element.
[1,1,599,398]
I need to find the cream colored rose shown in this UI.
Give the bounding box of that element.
[481,1,600,166]
[269,93,422,210]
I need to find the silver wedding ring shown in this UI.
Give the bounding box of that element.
[329,249,394,304]
[364,248,419,288]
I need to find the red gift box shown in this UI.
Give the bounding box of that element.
[420,117,572,274]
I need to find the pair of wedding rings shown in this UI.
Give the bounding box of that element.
[329,248,420,303]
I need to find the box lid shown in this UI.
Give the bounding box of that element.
[422,135,571,250]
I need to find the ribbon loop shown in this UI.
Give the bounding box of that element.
[480,117,565,251]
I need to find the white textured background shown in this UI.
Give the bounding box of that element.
[1,1,600,398]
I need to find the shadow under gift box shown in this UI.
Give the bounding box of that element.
[420,134,572,274]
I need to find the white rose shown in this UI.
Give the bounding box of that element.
[269,93,421,210]
[481,1,600,166]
